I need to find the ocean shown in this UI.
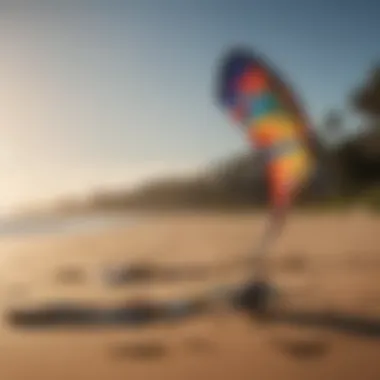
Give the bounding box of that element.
[0,212,136,239]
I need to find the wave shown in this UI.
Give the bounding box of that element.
[0,212,136,238]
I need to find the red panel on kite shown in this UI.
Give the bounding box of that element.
[237,67,269,95]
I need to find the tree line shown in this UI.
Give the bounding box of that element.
[57,65,380,213]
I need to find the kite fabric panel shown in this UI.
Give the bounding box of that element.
[216,47,316,209]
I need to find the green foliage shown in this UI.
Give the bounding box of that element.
[352,65,380,118]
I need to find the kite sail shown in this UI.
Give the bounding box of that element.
[216,47,316,264]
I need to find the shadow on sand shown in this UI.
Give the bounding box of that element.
[242,307,380,339]
[109,341,169,360]
[109,337,215,361]
[270,337,331,360]
[7,298,380,339]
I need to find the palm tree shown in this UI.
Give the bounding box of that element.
[352,64,380,120]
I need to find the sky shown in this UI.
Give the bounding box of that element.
[0,0,379,213]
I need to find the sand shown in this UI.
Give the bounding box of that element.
[0,210,379,380]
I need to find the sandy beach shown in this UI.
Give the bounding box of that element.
[0,210,379,380]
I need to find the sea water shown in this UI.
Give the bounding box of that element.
[0,212,137,239]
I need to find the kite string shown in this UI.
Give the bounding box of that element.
[249,196,290,281]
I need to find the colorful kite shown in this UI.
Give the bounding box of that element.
[217,47,317,261]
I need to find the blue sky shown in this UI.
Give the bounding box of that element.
[0,1,379,212]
